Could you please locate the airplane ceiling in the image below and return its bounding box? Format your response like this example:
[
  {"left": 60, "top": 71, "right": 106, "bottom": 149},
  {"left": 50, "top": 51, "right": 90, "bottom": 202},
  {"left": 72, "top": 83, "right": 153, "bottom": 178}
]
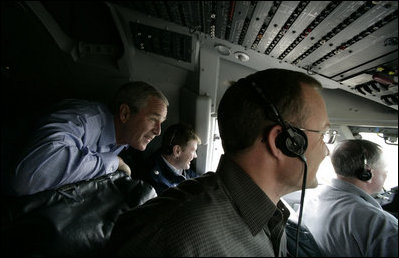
[
  {"left": 112, "top": 1, "right": 398, "bottom": 110},
  {"left": 5, "top": 1, "right": 398, "bottom": 110}
]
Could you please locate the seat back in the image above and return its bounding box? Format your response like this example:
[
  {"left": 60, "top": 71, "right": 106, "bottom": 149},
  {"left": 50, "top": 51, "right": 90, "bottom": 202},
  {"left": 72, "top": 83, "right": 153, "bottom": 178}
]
[
  {"left": 1, "top": 171, "right": 156, "bottom": 256},
  {"left": 282, "top": 198, "right": 324, "bottom": 257}
]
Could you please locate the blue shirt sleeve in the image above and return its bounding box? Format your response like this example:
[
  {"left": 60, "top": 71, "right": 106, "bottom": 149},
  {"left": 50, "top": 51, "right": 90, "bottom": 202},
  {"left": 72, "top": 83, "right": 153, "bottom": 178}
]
[{"left": 12, "top": 100, "right": 124, "bottom": 196}]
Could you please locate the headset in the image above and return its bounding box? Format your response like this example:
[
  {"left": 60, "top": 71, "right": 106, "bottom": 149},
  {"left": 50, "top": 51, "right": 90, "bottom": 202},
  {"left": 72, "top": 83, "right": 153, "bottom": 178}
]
[
  {"left": 357, "top": 155, "right": 372, "bottom": 181},
  {"left": 241, "top": 79, "right": 308, "bottom": 158},
  {"left": 240, "top": 78, "right": 309, "bottom": 257}
]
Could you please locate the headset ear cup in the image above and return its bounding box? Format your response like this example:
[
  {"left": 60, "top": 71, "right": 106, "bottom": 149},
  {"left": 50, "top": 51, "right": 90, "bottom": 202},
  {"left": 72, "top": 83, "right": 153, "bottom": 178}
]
[
  {"left": 357, "top": 156, "right": 372, "bottom": 181},
  {"left": 276, "top": 131, "right": 293, "bottom": 157},
  {"left": 276, "top": 127, "right": 308, "bottom": 157},
  {"left": 357, "top": 167, "right": 372, "bottom": 181},
  {"left": 291, "top": 128, "right": 308, "bottom": 156}
]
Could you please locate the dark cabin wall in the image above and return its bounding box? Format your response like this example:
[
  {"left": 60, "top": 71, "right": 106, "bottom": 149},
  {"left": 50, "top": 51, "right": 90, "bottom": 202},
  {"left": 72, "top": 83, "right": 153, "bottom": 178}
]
[
  {"left": 1, "top": 1, "right": 195, "bottom": 185},
  {"left": 1, "top": 2, "right": 129, "bottom": 184}
]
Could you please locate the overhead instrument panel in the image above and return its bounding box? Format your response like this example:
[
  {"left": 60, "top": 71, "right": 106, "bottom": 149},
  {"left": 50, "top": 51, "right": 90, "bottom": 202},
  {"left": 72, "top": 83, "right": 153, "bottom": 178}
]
[{"left": 113, "top": 1, "right": 398, "bottom": 109}]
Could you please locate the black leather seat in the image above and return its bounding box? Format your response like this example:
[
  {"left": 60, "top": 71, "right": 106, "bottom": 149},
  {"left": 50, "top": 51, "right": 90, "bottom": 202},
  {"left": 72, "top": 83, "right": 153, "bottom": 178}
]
[{"left": 1, "top": 171, "right": 156, "bottom": 256}]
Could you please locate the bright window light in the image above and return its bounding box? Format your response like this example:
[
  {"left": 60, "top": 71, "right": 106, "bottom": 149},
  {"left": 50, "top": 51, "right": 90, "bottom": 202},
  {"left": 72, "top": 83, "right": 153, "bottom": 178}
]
[{"left": 317, "top": 132, "right": 398, "bottom": 190}]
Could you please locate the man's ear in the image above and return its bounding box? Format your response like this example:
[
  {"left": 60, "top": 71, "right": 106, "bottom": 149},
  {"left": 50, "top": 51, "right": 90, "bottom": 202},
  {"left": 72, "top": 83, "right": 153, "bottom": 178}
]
[
  {"left": 172, "top": 145, "right": 182, "bottom": 157},
  {"left": 266, "top": 125, "right": 285, "bottom": 159},
  {"left": 119, "top": 104, "right": 130, "bottom": 123}
]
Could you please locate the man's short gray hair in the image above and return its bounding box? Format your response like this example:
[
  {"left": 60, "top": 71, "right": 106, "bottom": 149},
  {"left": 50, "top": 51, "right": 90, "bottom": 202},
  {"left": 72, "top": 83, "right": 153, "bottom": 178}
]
[{"left": 112, "top": 81, "right": 169, "bottom": 114}]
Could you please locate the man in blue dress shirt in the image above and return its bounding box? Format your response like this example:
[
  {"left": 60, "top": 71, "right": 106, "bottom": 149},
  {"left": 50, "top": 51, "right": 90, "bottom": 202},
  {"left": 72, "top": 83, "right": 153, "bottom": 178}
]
[
  {"left": 10, "top": 81, "right": 168, "bottom": 196},
  {"left": 301, "top": 139, "right": 398, "bottom": 257}
]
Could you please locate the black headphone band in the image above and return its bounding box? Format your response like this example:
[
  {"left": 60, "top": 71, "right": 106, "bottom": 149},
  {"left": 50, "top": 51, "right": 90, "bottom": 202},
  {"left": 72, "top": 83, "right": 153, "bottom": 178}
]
[
  {"left": 246, "top": 80, "right": 286, "bottom": 127},
  {"left": 239, "top": 79, "right": 308, "bottom": 157}
]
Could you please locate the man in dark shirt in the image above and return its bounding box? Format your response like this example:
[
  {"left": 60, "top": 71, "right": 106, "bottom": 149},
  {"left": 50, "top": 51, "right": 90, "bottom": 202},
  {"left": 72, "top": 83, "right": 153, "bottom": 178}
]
[
  {"left": 145, "top": 123, "right": 201, "bottom": 195},
  {"left": 107, "top": 68, "right": 331, "bottom": 256}
]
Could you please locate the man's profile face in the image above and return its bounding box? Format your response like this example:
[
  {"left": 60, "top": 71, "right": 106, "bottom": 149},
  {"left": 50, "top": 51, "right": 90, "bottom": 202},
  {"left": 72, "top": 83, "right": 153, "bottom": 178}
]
[
  {"left": 175, "top": 139, "right": 199, "bottom": 170},
  {"left": 300, "top": 84, "right": 330, "bottom": 189},
  {"left": 124, "top": 96, "right": 168, "bottom": 151},
  {"left": 369, "top": 154, "right": 388, "bottom": 194}
]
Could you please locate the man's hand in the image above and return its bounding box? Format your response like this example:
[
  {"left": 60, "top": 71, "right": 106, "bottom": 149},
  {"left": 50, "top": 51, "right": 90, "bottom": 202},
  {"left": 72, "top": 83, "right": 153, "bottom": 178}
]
[{"left": 117, "top": 156, "right": 131, "bottom": 177}]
